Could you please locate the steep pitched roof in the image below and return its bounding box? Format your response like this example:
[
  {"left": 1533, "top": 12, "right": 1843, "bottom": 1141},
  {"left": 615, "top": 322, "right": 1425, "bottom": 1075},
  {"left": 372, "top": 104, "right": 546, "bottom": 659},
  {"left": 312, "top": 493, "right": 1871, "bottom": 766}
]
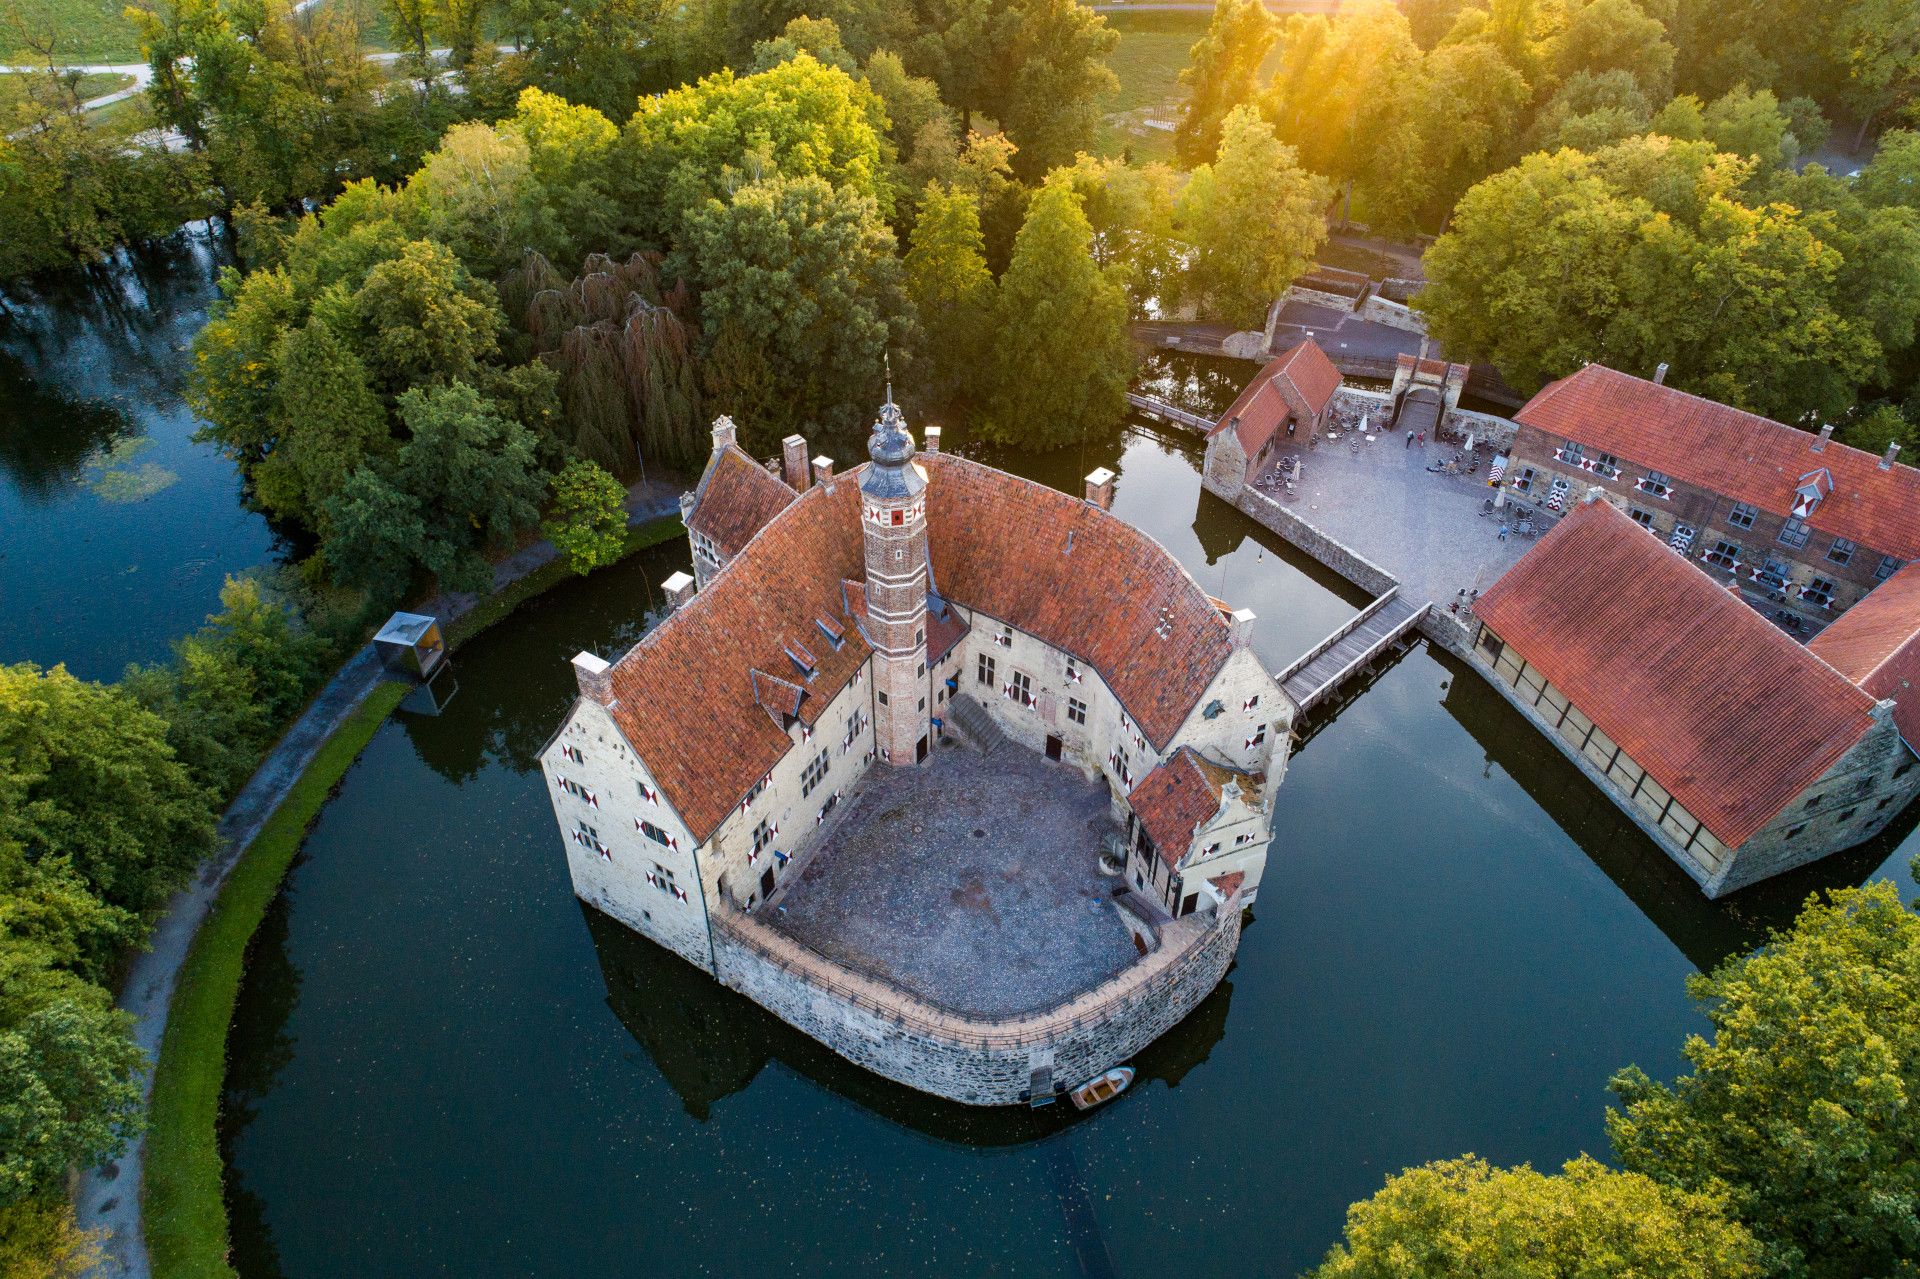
[
  {"left": 1516, "top": 365, "right": 1920, "bottom": 559},
  {"left": 1475, "top": 498, "right": 1878, "bottom": 847},
  {"left": 1210, "top": 339, "right": 1343, "bottom": 455},
  {"left": 1810, "top": 563, "right": 1920, "bottom": 746},
  {"left": 921, "top": 453, "right": 1235, "bottom": 748},
  {"left": 609, "top": 478, "right": 871, "bottom": 841},
  {"left": 1130, "top": 747, "right": 1254, "bottom": 869},
  {"left": 604, "top": 452, "right": 1246, "bottom": 843},
  {"left": 684, "top": 445, "right": 797, "bottom": 559}
]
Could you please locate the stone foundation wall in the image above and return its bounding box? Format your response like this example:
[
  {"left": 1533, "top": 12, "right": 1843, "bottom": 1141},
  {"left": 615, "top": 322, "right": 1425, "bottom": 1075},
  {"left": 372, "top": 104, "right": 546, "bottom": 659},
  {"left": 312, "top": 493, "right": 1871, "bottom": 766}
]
[
  {"left": 710, "top": 896, "right": 1242, "bottom": 1105},
  {"left": 1229, "top": 487, "right": 1399, "bottom": 597}
]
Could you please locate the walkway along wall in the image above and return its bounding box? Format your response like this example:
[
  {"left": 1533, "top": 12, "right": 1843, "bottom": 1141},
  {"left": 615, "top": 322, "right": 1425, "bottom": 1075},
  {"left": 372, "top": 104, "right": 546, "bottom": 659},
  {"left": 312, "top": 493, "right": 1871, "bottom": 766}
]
[{"left": 709, "top": 894, "right": 1242, "bottom": 1106}]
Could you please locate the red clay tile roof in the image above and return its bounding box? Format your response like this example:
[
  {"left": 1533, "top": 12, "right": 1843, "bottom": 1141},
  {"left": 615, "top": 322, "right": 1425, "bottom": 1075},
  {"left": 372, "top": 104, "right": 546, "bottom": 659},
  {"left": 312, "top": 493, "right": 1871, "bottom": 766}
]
[
  {"left": 1210, "top": 340, "right": 1342, "bottom": 455},
  {"left": 685, "top": 445, "right": 796, "bottom": 558},
  {"left": 922, "top": 453, "right": 1234, "bottom": 748},
  {"left": 610, "top": 478, "right": 872, "bottom": 841},
  {"left": 607, "top": 453, "right": 1241, "bottom": 842},
  {"left": 1810, "top": 563, "right": 1920, "bottom": 746},
  {"left": 1475, "top": 498, "right": 1878, "bottom": 847},
  {"left": 1207, "top": 871, "right": 1244, "bottom": 897},
  {"left": 1516, "top": 365, "right": 1920, "bottom": 559},
  {"left": 925, "top": 594, "right": 969, "bottom": 667},
  {"left": 1130, "top": 747, "right": 1254, "bottom": 868},
  {"left": 750, "top": 669, "right": 805, "bottom": 723}
]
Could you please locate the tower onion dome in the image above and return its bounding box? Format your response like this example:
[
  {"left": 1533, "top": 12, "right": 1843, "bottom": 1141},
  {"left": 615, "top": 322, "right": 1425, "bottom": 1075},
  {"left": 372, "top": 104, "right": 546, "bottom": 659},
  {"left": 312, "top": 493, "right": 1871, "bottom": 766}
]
[{"left": 861, "top": 395, "right": 926, "bottom": 500}]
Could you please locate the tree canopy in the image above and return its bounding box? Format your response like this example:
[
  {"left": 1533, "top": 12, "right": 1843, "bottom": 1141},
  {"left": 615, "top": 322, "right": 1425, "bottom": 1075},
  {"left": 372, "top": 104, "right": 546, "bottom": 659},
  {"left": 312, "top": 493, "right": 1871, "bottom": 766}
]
[
  {"left": 1608, "top": 879, "right": 1920, "bottom": 1279},
  {"left": 1309, "top": 1155, "right": 1763, "bottom": 1278}
]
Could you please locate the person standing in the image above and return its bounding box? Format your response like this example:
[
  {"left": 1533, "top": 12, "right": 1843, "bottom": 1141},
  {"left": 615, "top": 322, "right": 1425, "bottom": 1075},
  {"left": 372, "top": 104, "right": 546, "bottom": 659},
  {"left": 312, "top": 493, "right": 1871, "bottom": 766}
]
[
  {"left": 1498, "top": 522, "right": 1510, "bottom": 541},
  {"left": 1405, "top": 429, "right": 1414, "bottom": 448}
]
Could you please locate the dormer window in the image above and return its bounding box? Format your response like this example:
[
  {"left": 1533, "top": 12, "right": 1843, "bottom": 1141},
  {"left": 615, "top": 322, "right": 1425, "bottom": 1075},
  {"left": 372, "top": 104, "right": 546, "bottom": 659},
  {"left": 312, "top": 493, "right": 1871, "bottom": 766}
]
[
  {"left": 1792, "top": 468, "right": 1832, "bottom": 518},
  {"left": 815, "top": 616, "right": 845, "bottom": 649},
  {"left": 784, "top": 639, "right": 817, "bottom": 680}
]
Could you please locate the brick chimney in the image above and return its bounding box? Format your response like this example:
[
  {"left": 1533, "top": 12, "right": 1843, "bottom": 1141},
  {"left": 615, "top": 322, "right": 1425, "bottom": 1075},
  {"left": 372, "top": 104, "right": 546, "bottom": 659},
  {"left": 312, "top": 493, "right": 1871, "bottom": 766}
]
[
  {"left": 1883, "top": 442, "right": 1902, "bottom": 470},
  {"left": 782, "top": 434, "right": 810, "bottom": 491},
  {"left": 923, "top": 426, "right": 941, "bottom": 454},
  {"left": 661, "top": 571, "right": 694, "bottom": 610},
  {"left": 1813, "top": 423, "right": 1833, "bottom": 452},
  {"left": 711, "top": 415, "right": 736, "bottom": 453},
  {"left": 1653, "top": 362, "right": 1669, "bottom": 385},
  {"left": 1229, "top": 607, "right": 1257, "bottom": 648},
  {"left": 1085, "top": 467, "right": 1115, "bottom": 511},
  {"left": 573, "top": 651, "right": 613, "bottom": 705},
  {"left": 811, "top": 455, "right": 834, "bottom": 486}
]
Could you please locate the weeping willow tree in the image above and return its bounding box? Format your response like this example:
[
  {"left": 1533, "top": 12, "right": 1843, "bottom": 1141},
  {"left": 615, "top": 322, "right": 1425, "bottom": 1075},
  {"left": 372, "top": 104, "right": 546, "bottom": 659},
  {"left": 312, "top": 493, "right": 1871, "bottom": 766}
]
[{"left": 502, "top": 250, "right": 705, "bottom": 472}]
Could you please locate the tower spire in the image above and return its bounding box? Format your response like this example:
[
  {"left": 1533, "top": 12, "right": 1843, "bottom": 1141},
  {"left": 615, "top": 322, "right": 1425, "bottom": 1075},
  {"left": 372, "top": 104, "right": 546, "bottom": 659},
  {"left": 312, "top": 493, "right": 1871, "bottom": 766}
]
[{"left": 884, "top": 352, "right": 894, "bottom": 409}]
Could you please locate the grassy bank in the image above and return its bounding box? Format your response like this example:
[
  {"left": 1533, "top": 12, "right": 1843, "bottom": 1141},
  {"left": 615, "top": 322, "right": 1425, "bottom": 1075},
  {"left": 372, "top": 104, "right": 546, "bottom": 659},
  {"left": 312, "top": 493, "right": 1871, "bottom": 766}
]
[
  {"left": 143, "top": 679, "right": 408, "bottom": 1279},
  {"left": 141, "top": 514, "right": 686, "bottom": 1278}
]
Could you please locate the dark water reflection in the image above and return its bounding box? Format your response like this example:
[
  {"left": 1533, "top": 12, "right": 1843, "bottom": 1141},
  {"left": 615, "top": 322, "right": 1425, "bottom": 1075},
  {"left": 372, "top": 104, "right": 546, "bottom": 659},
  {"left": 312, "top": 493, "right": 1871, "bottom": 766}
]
[
  {"left": 218, "top": 402, "right": 1918, "bottom": 1277},
  {"left": 0, "top": 229, "right": 281, "bottom": 680}
]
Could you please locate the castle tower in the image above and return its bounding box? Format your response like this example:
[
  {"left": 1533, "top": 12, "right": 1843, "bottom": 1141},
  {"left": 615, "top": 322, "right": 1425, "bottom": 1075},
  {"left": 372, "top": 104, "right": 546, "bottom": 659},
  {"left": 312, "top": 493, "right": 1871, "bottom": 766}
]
[{"left": 860, "top": 391, "right": 931, "bottom": 766}]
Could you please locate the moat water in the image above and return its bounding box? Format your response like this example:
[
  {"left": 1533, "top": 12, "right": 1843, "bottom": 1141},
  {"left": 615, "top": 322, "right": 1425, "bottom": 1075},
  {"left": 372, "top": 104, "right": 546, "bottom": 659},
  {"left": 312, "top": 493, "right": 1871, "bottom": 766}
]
[{"left": 6, "top": 247, "right": 1917, "bottom": 1277}]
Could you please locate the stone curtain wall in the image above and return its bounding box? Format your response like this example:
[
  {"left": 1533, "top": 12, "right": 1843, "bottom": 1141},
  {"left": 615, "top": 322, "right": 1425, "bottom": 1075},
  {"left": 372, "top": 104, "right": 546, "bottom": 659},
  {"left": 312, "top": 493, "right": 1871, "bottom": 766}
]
[
  {"left": 711, "top": 896, "right": 1243, "bottom": 1106},
  {"left": 1232, "top": 488, "right": 1400, "bottom": 597}
]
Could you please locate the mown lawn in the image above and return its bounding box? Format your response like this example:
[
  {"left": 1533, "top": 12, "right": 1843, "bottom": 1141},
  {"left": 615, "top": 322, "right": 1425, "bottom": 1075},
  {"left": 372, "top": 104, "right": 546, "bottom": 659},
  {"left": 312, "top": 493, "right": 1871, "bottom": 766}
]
[
  {"left": 1097, "top": 10, "right": 1208, "bottom": 165},
  {"left": 1, "top": 0, "right": 144, "bottom": 64}
]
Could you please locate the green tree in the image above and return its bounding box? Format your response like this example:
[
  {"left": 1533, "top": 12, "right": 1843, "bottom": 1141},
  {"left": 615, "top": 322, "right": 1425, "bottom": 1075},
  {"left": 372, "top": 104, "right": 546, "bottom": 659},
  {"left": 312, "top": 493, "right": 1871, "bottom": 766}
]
[
  {"left": 1527, "top": 69, "right": 1654, "bottom": 152},
  {"left": 253, "top": 319, "right": 390, "bottom": 532},
  {"left": 1419, "top": 139, "right": 1887, "bottom": 420},
  {"left": 1701, "top": 84, "right": 1796, "bottom": 165},
  {"left": 676, "top": 172, "right": 906, "bottom": 440},
  {"left": 1173, "top": 0, "right": 1279, "bottom": 167},
  {"left": 401, "top": 123, "right": 554, "bottom": 278},
  {"left": 978, "top": 177, "right": 1131, "bottom": 448},
  {"left": 0, "top": 663, "right": 214, "bottom": 928},
  {"left": 903, "top": 183, "right": 994, "bottom": 402},
  {"left": 1609, "top": 879, "right": 1920, "bottom": 1279},
  {"left": 991, "top": 0, "right": 1119, "bottom": 181},
  {"left": 1262, "top": 0, "right": 1422, "bottom": 220},
  {"left": 1546, "top": 0, "right": 1676, "bottom": 100},
  {"left": 0, "top": 1198, "right": 103, "bottom": 1278},
  {"left": 620, "top": 55, "right": 893, "bottom": 247},
  {"left": 338, "top": 239, "right": 503, "bottom": 395},
  {"left": 543, "top": 460, "right": 630, "bottom": 575},
  {"left": 1839, "top": 403, "right": 1918, "bottom": 455},
  {"left": 1857, "top": 129, "right": 1920, "bottom": 211},
  {"left": 0, "top": 1000, "right": 145, "bottom": 1209},
  {"left": 1176, "top": 105, "right": 1332, "bottom": 328},
  {"left": 322, "top": 383, "right": 545, "bottom": 595},
  {"left": 1308, "top": 1155, "right": 1762, "bottom": 1278},
  {"left": 1053, "top": 154, "right": 1180, "bottom": 309}
]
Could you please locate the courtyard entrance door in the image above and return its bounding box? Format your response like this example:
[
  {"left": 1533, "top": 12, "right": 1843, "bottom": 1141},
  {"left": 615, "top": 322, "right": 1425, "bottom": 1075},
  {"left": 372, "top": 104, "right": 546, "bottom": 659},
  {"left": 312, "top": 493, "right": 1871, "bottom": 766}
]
[
  {"left": 917, "top": 734, "right": 929, "bottom": 763},
  {"left": 1045, "top": 735, "right": 1062, "bottom": 761},
  {"left": 760, "top": 867, "right": 775, "bottom": 900}
]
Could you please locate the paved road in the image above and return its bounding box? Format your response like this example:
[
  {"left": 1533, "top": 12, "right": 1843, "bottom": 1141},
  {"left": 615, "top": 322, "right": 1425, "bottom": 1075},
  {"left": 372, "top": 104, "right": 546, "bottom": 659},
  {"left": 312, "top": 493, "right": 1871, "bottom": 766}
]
[{"left": 0, "top": 61, "right": 151, "bottom": 111}]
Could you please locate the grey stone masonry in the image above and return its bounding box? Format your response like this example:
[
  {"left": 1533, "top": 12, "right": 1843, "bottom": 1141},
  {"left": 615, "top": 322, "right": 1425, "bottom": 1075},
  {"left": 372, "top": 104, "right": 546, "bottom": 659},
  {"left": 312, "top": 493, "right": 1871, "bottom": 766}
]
[{"left": 711, "top": 891, "right": 1241, "bottom": 1105}]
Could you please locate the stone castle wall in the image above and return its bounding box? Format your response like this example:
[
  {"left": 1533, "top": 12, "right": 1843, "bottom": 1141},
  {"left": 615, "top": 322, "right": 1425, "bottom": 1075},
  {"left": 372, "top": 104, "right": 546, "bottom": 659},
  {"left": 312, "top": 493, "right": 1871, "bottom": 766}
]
[{"left": 710, "top": 894, "right": 1242, "bottom": 1106}]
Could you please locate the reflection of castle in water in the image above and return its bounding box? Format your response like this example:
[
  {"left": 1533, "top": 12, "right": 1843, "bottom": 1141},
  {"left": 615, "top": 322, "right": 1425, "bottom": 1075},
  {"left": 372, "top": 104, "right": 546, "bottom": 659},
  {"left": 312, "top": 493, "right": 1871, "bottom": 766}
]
[
  {"left": 1435, "top": 646, "right": 1912, "bottom": 973},
  {"left": 579, "top": 903, "right": 1238, "bottom": 1144}
]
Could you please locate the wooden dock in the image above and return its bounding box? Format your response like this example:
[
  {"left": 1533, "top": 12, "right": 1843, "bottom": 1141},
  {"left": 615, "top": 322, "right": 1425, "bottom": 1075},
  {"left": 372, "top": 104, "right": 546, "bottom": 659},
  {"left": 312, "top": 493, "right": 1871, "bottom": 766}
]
[
  {"left": 1126, "top": 392, "right": 1214, "bottom": 435},
  {"left": 1278, "top": 590, "right": 1428, "bottom": 714}
]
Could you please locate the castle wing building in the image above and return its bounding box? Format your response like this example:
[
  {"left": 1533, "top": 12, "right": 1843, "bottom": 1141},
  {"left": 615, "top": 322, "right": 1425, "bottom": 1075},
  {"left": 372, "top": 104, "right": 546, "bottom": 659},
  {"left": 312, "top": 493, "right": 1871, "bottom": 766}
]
[
  {"left": 540, "top": 402, "right": 1292, "bottom": 1091},
  {"left": 1471, "top": 496, "right": 1920, "bottom": 896}
]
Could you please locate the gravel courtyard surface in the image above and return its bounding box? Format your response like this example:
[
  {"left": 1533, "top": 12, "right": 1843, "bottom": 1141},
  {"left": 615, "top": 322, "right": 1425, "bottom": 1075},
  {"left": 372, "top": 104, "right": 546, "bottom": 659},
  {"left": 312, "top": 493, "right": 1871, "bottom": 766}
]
[{"left": 769, "top": 747, "right": 1134, "bottom": 1019}]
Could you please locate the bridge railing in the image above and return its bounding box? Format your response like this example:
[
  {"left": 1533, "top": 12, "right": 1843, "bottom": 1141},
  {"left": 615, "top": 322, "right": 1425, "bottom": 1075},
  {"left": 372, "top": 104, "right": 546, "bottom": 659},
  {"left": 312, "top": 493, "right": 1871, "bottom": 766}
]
[
  {"left": 1276, "top": 586, "right": 1400, "bottom": 685},
  {"left": 1296, "top": 600, "right": 1429, "bottom": 711}
]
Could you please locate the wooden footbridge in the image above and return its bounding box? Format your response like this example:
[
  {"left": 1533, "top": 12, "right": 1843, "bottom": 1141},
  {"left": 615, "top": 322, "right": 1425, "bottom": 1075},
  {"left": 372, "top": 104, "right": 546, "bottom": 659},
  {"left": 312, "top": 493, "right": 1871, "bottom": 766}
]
[
  {"left": 1278, "top": 588, "right": 1429, "bottom": 714},
  {"left": 1126, "top": 393, "right": 1214, "bottom": 435}
]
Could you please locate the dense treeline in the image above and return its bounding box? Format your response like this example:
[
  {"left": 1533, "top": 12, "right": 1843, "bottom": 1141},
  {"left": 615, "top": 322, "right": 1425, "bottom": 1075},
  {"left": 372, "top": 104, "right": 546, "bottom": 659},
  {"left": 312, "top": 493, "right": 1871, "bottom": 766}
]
[{"left": 0, "top": 582, "right": 328, "bottom": 1267}]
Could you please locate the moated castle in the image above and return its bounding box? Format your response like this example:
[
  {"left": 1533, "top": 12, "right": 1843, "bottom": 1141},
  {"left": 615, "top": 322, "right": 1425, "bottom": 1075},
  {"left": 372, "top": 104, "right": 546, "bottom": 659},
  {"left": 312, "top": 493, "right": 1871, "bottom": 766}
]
[{"left": 539, "top": 395, "right": 1290, "bottom": 1105}]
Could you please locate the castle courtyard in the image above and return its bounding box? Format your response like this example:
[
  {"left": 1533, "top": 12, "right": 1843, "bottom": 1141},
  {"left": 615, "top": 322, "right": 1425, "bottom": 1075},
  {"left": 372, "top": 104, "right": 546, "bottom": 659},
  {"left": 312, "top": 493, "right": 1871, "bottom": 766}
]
[{"left": 766, "top": 745, "right": 1137, "bottom": 1020}]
